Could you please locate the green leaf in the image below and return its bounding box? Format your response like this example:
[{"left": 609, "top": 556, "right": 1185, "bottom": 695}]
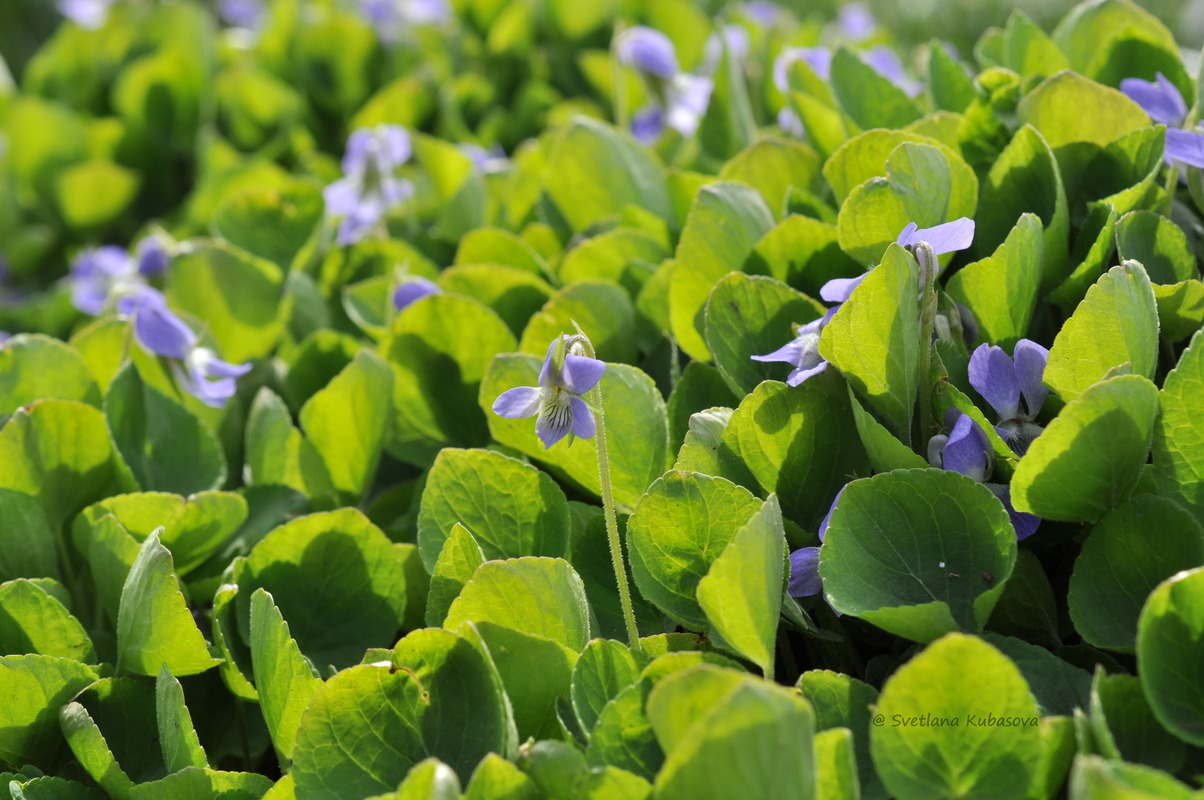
[
  {"left": 821, "top": 469, "right": 1016, "bottom": 643},
  {"left": 155, "top": 665, "right": 207, "bottom": 773},
  {"left": 697, "top": 41, "right": 757, "bottom": 160},
  {"left": 666, "top": 362, "right": 738, "bottom": 455},
  {"left": 626, "top": 471, "right": 763, "bottom": 630},
  {"left": 291, "top": 628, "right": 514, "bottom": 794},
  {"left": 946, "top": 213, "right": 1043, "bottom": 349},
  {"left": 823, "top": 130, "right": 942, "bottom": 206},
  {"left": 249, "top": 589, "right": 321, "bottom": 767},
  {"left": 1069, "top": 495, "right": 1204, "bottom": 651},
  {"left": 1152, "top": 280, "right": 1204, "bottom": 343},
  {"left": 829, "top": 46, "right": 922, "bottom": 130},
  {"left": 55, "top": 159, "right": 140, "bottom": 231},
  {"left": 0, "top": 400, "right": 125, "bottom": 529},
  {"left": 1054, "top": 0, "right": 1181, "bottom": 83},
  {"left": 165, "top": 241, "right": 289, "bottom": 363},
  {"left": 298, "top": 350, "right": 392, "bottom": 503},
  {"left": 417, "top": 448, "right": 570, "bottom": 572},
  {"left": 981, "top": 634, "right": 1090, "bottom": 717},
  {"left": 703, "top": 273, "right": 823, "bottom": 396},
  {"left": 1002, "top": 10, "right": 1069, "bottom": 79},
  {"left": 1011, "top": 374, "right": 1159, "bottom": 522},
  {"left": 1047, "top": 202, "right": 1117, "bottom": 309},
  {"left": 438, "top": 265, "right": 554, "bottom": 338},
  {"left": 71, "top": 514, "right": 140, "bottom": 628},
  {"left": 0, "top": 655, "right": 98, "bottom": 767},
  {"left": 424, "top": 523, "right": 485, "bottom": 628},
  {"left": 871, "top": 634, "right": 1042, "bottom": 800},
  {"left": 1115, "top": 210, "right": 1197, "bottom": 286},
  {"left": 543, "top": 118, "right": 670, "bottom": 232},
  {"left": 696, "top": 496, "right": 785, "bottom": 676},
  {"left": 836, "top": 142, "right": 978, "bottom": 266},
  {"left": 1152, "top": 329, "right": 1204, "bottom": 519},
  {"left": 745, "top": 215, "right": 862, "bottom": 301},
  {"left": 236, "top": 508, "right": 408, "bottom": 670},
  {"left": 718, "top": 138, "right": 822, "bottom": 214},
  {"left": 79, "top": 490, "right": 247, "bottom": 578},
  {"left": 814, "top": 728, "right": 859, "bottom": 800},
  {"left": 670, "top": 183, "right": 776, "bottom": 361},
  {"left": 519, "top": 280, "right": 637, "bottom": 365},
  {"left": 212, "top": 181, "right": 323, "bottom": 272},
  {"left": 986, "top": 550, "right": 1061, "bottom": 651},
  {"left": 798, "top": 670, "right": 883, "bottom": 800},
  {"left": 244, "top": 388, "right": 335, "bottom": 502},
  {"left": 653, "top": 678, "right": 816, "bottom": 800},
  {"left": 847, "top": 390, "right": 927, "bottom": 473},
  {"left": 927, "top": 40, "right": 978, "bottom": 114},
  {"left": 1070, "top": 754, "right": 1201, "bottom": 800},
  {"left": 585, "top": 681, "right": 663, "bottom": 780},
  {"left": 1090, "top": 671, "right": 1186, "bottom": 773},
  {"left": 116, "top": 530, "right": 220, "bottom": 677},
  {"left": 1044, "top": 262, "right": 1159, "bottom": 403},
  {"left": 1017, "top": 71, "right": 1150, "bottom": 149},
  {"left": 463, "top": 753, "right": 541, "bottom": 800},
  {"left": 455, "top": 228, "right": 548, "bottom": 276},
  {"left": 720, "top": 376, "right": 869, "bottom": 528},
  {"left": 445, "top": 557, "right": 591, "bottom": 653},
  {"left": 571, "top": 639, "right": 647, "bottom": 737},
  {"left": 125, "top": 768, "right": 275, "bottom": 800},
  {"left": 0, "top": 490, "right": 60, "bottom": 583},
  {"left": 0, "top": 579, "right": 94, "bottom": 662},
  {"left": 975, "top": 123, "right": 1070, "bottom": 288},
  {"left": 557, "top": 229, "right": 666, "bottom": 292},
  {"left": 818, "top": 244, "right": 920, "bottom": 440},
  {"left": 0, "top": 334, "right": 100, "bottom": 415},
  {"left": 382, "top": 294, "right": 516, "bottom": 465},
  {"left": 1137, "top": 567, "right": 1204, "bottom": 746},
  {"left": 480, "top": 355, "right": 669, "bottom": 511},
  {"left": 104, "top": 363, "right": 227, "bottom": 496}
]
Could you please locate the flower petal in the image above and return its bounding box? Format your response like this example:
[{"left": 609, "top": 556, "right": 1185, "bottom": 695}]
[
  {"left": 1013, "top": 338, "right": 1050, "bottom": 418},
  {"left": 561, "top": 352, "right": 606, "bottom": 395},
  {"left": 786, "top": 359, "right": 828, "bottom": 386},
  {"left": 788, "top": 547, "right": 823, "bottom": 597},
  {"left": 1166, "top": 128, "right": 1204, "bottom": 168},
  {"left": 1120, "top": 73, "right": 1187, "bottom": 127},
  {"left": 941, "top": 413, "right": 991, "bottom": 483},
  {"left": 570, "top": 396, "right": 597, "bottom": 439},
  {"left": 773, "top": 46, "right": 832, "bottom": 91},
  {"left": 986, "top": 483, "right": 1041, "bottom": 541},
  {"left": 837, "top": 2, "right": 875, "bottom": 41},
  {"left": 665, "top": 74, "right": 714, "bottom": 137},
  {"left": 323, "top": 177, "right": 361, "bottom": 217},
  {"left": 631, "top": 106, "right": 666, "bottom": 144},
  {"left": 751, "top": 339, "right": 806, "bottom": 366},
  {"left": 817, "top": 485, "right": 845, "bottom": 543},
  {"left": 897, "top": 217, "right": 975, "bottom": 254},
  {"left": 535, "top": 394, "right": 574, "bottom": 449},
  {"left": 492, "top": 386, "right": 542, "bottom": 419},
  {"left": 616, "top": 27, "right": 679, "bottom": 79},
  {"left": 968, "top": 343, "right": 1020, "bottom": 422},
  {"left": 820, "top": 273, "right": 867, "bottom": 304},
  {"left": 191, "top": 348, "right": 252, "bottom": 379},
  {"left": 392, "top": 277, "right": 441, "bottom": 311}
]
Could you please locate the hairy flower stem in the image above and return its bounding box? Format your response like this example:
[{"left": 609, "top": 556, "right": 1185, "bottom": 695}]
[
  {"left": 914, "top": 242, "right": 939, "bottom": 450},
  {"left": 572, "top": 322, "right": 641, "bottom": 650}
]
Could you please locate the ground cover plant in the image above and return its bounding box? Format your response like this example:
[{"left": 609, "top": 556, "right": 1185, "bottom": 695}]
[{"left": 0, "top": 0, "right": 1203, "bottom": 797}]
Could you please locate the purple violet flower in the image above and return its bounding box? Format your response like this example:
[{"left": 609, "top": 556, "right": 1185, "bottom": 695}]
[
  {"left": 968, "top": 339, "right": 1049, "bottom": 454},
  {"left": 460, "top": 143, "right": 509, "bottom": 175},
  {"left": 750, "top": 309, "right": 837, "bottom": 386},
  {"left": 1166, "top": 129, "right": 1204, "bottom": 169},
  {"left": 116, "top": 286, "right": 251, "bottom": 408},
  {"left": 392, "top": 277, "right": 441, "bottom": 311},
  {"left": 324, "top": 125, "right": 415, "bottom": 247},
  {"left": 929, "top": 413, "right": 1041, "bottom": 540},
  {"left": 359, "top": 0, "right": 450, "bottom": 40},
  {"left": 219, "top": 0, "right": 265, "bottom": 29},
  {"left": 70, "top": 246, "right": 138, "bottom": 316},
  {"left": 1121, "top": 72, "right": 1187, "bottom": 127},
  {"left": 492, "top": 335, "right": 605, "bottom": 449},
  {"left": 59, "top": 0, "right": 113, "bottom": 29},
  {"left": 788, "top": 485, "right": 846, "bottom": 598},
  {"left": 774, "top": 46, "right": 833, "bottom": 88},
  {"left": 820, "top": 217, "right": 975, "bottom": 304},
  {"left": 616, "top": 27, "right": 714, "bottom": 142},
  {"left": 837, "top": 2, "right": 876, "bottom": 42}
]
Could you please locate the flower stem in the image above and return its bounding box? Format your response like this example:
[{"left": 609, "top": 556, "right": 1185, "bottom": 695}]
[
  {"left": 572, "top": 324, "right": 641, "bottom": 650},
  {"left": 915, "top": 242, "right": 939, "bottom": 450}
]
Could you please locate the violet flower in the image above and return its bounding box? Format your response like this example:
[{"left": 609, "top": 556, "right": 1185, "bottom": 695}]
[
  {"left": 218, "top": 0, "right": 265, "bottom": 29},
  {"left": 359, "top": 0, "right": 450, "bottom": 40},
  {"left": 788, "top": 485, "right": 845, "bottom": 598},
  {"left": 1122, "top": 72, "right": 1204, "bottom": 168},
  {"left": 59, "top": 0, "right": 113, "bottom": 29},
  {"left": 616, "top": 27, "right": 714, "bottom": 143},
  {"left": 1120, "top": 72, "right": 1187, "bottom": 127},
  {"left": 117, "top": 286, "right": 251, "bottom": 408},
  {"left": 968, "top": 339, "right": 1049, "bottom": 455},
  {"left": 460, "top": 143, "right": 510, "bottom": 175},
  {"left": 324, "top": 125, "right": 415, "bottom": 247},
  {"left": 820, "top": 217, "right": 975, "bottom": 304},
  {"left": 750, "top": 309, "right": 837, "bottom": 387},
  {"left": 392, "top": 277, "right": 441, "bottom": 311},
  {"left": 837, "top": 2, "right": 875, "bottom": 41},
  {"left": 929, "top": 413, "right": 1041, "bottom": 540},
  {"left": 70, "top": 235, "right": 174, "bottom": 316},
  {"left": 492, "top": 335, "right": 604, "bottom": 449}
]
